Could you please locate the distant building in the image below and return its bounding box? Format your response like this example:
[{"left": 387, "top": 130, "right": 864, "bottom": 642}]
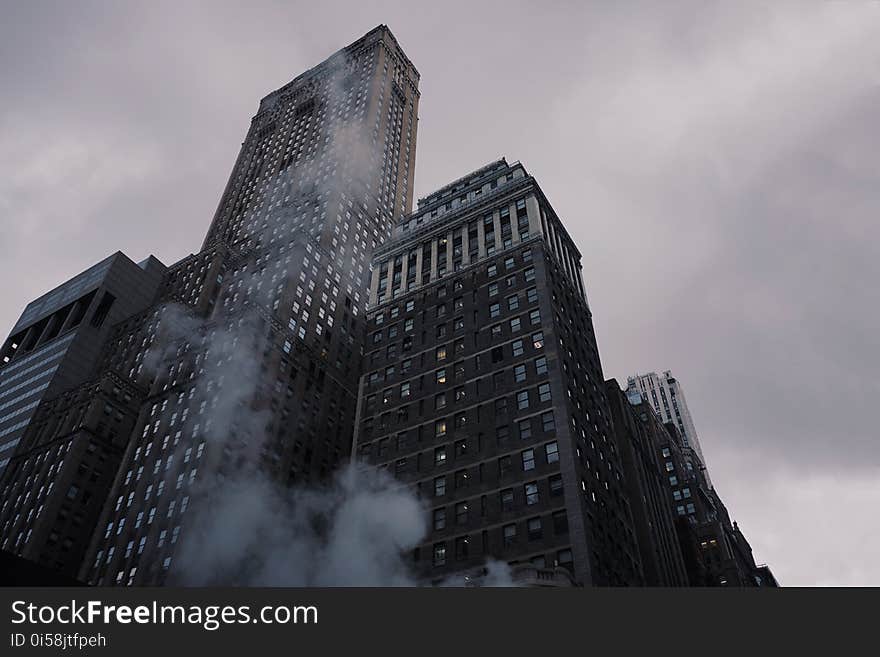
[
  {"left": 626, "top": 371, "right": 708, "bottom": 474},
  {"left": 605, "top": 379, "right": 689, "bottom": 586}
]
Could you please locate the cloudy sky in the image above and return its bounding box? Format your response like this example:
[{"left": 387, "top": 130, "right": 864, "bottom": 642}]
[{"left": 1, "top": 1, "right": 878, "bottom": 585}]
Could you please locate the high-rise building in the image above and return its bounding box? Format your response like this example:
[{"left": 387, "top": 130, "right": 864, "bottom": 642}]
[
  {"left": 0, "top": 253, "right": 166, "bottom": 576},
  {"left": 71, "top": 25, "right": 420, "bottom": 586},
  {"left": 605, "top": 379, "right": 688, "bottom": 586},
  {"left": 354, "top": 159, "right": 643, "bottom": 586},
  {"left": 622, "top": 385, "right": 769, "bottom": 586},
  {"left": 626, "top": 371, "right": 708, "bottom": 472}
]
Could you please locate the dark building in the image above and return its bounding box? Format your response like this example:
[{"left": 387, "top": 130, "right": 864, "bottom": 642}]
[
  {"left": 355, "top": 159, "right": 643, "bottom": 586},
  {"left": 622, "top": 384, "right": 772, "bottom": 586},
  {"left": 605, "top": 379, "right": 689, "bottom": 586},
  {"left": 74, "top": 25, "right": 420, "bottom": 585},
  {"left": 0, "top": 253, "right": 166, "bottom": 576}
]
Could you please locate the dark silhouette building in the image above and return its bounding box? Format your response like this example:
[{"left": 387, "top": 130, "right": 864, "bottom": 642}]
[
  {"left": 605, "top": 379, "right": 689, "bottom": 586},
  {"left": 354, "top": 159, "right": 644, "bottom": 586},
  {"left": 0, "top": 253, "right": 166, "bottom": 577},
  {"left": 621, "top": 382, "right": 774, "bottom": 586}
]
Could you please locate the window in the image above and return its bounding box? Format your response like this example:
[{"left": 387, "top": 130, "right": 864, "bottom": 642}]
[
  {"left": 682, "top": 487, "right": 692, "bottom": 499},
  {"left": 532, "top": 331, "right": 544, "bottom": 349},
  {"left": 505, "top": 257, "right": 515, "bottom": 270},
  {"left": 535, "top": 357, "right": 548, "bottom": 375},
  {"left": 491, "top": 324, "right": 502, "bottom": 339},
  {"left": 518, "top": 418, "right": 532, "bottom": 440},
  {"left": 524, "top": 267, "right": 535, "bottom": 282},
  {"left": 514, "top": 364, "right": 527, "bottom": 383},
  {"left": 522, "top": 449, "right": 535, "bottom": 471},
  {"left": 488, "top": 264, "right": 498, "bottom": 277},
  {"left": 673, "top": 490, "right": 683, "bottom": 501},
  {"left": 500, "top": 488, "right": 514, "bottom": 511},
  {"left": 491, "top": 346, "right": 504, "bottom": 363},
  {"left": 549, "top": 474, "right": 563, "bottom": 497},
  {"left": 489, "top": 303, "right": 501, "bottom": 318},
  {"left": 455, "top": 502, "right": 469, "bottom": 525},
  {"left": 542, "top": 411, "right": 556, "bottom": 432},
  {"left": 512, "top": 339, "right": 524, "bottom": 357},
  {"left": 669, "top": 475, "right": 678, "bottom": 486},
  {"left": 507, "top": 295, "right": 519, "bottom": 311},
  {"left": 527, "top": 517, "right": 543, "bottom": 541},
  {"left": 665, "top": 461, "right": 675, "bottom": 472},
  {"left": 553, "top": 510, "right": 568, "bottom": 534},
  {"left": 498, "top": 455, "right": 512, "bottom": 477},
  {"left": 435, "top": 421, "right": 448, "bottom": 438},
  {"left": 525, "top": 482, "right": 540, "bottom": 505},
  {"left": 435, "top": 393, "right": 447, "bottom": 409},
  {"left": 401, "top": 382, "right": 411, "bottom": 398},
  {"left": 455, "top": 536, "right": 470, "bottom": 559},
  {"left": 517, "top": 390, "right": 530, "bottom": 410},
  {"left": 510, "top": 317, "right": 521, "bottom": 333},
  {"left": 455, "top": 413, "right": 467, "bottom": 429},
  {"left": 489, "top": 283, "right": 498, "bottom": 297},
  {"left": 529, "top": 309, "right": 541, "bottom": 325},
  {"left": 436, "top": 369, "right": 447, "bottom": 384},
  {"left": 527, "top": 288, "right": 538, "bottom": 304},
  {"left": 686, "top": 503, "right": 696, "bottom": 515},
  {"left": 455, "top": 469, "right": 469, "bottom": 489},
  {"left": 538, "top": 383, "right": 551, "bottom": 403},
  {"left": 503, "top": 524, "right": 517, "bottom": 547},
  {"left": 455, "top": 438, "right": 467, "bottom": 455},
  {"left": 677, "top": 505, "right": 686, "bottom": 516},
  {"left": 495, "top": 397, "right": 508, "bottom": 415},
  {"left": 435, "top": 446, "right": 447, "bottom": 465},
  {"left": 496, "top": 425, "right": 509, "bottom": 443},
  {"left": 557, "top": 549, "right": 573, "bottom": 567},
  {"left": 434, "top": 508, "right": 446, "bottom": 530},
  {"left": 661, "top": 447, "right": 671, "bottom": 458},
  {"left": 434, "top": 477, "right": 446, "bottom": 496},
  {"left": 545, "top": 441, "right": 559, "bottom": 464},
  {"left": 433, "top": 543, "right": 447, "bottom": 566},
  {"left": 395, "top": 458, "right": 407, "bottom": 474}
]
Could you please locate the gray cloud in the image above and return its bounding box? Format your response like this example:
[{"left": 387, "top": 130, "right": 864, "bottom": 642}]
[{"left": 1, "top": 0, "right": 877, "bottom": 585}]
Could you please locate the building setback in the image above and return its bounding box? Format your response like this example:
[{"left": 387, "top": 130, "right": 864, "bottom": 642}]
[{"left": 355, "top": 159, "right": 643, "bottom": 586}]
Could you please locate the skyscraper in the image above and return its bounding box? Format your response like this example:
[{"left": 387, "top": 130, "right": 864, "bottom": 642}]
[
  {"left": 355, "top": 159, "right": 643, "bottom": 586},
  {"left": 64, "top": 25, "right": 420, "bottom": 586},
  {"left": 605, "top": 379, "right": 689, "bottom": 586},
  {"left": 0, "top": 253, "right": 166, "bottom": 576},
  {"left": 627, "top": 370, "right": 708, "bottom": 473}
]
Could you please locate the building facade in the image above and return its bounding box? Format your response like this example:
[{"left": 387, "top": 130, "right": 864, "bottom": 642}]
[
  {"left": 0, "top": 253, "right": 166, "bottom": 576},
  {"left": 605, "top": 379, "right": 689, "bottom": 586},
  {"left": 355, "top": 159, "right": 643, "bottom": 586}
]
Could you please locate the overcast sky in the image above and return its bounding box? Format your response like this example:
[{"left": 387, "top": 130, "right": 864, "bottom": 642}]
[{"left": 1, "top": 1, "right": 878, "bottom": 586}]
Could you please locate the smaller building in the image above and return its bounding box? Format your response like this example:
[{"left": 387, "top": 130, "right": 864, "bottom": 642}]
[{"left": 0, "top": 252, "right": 165, "bottom": 577}]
